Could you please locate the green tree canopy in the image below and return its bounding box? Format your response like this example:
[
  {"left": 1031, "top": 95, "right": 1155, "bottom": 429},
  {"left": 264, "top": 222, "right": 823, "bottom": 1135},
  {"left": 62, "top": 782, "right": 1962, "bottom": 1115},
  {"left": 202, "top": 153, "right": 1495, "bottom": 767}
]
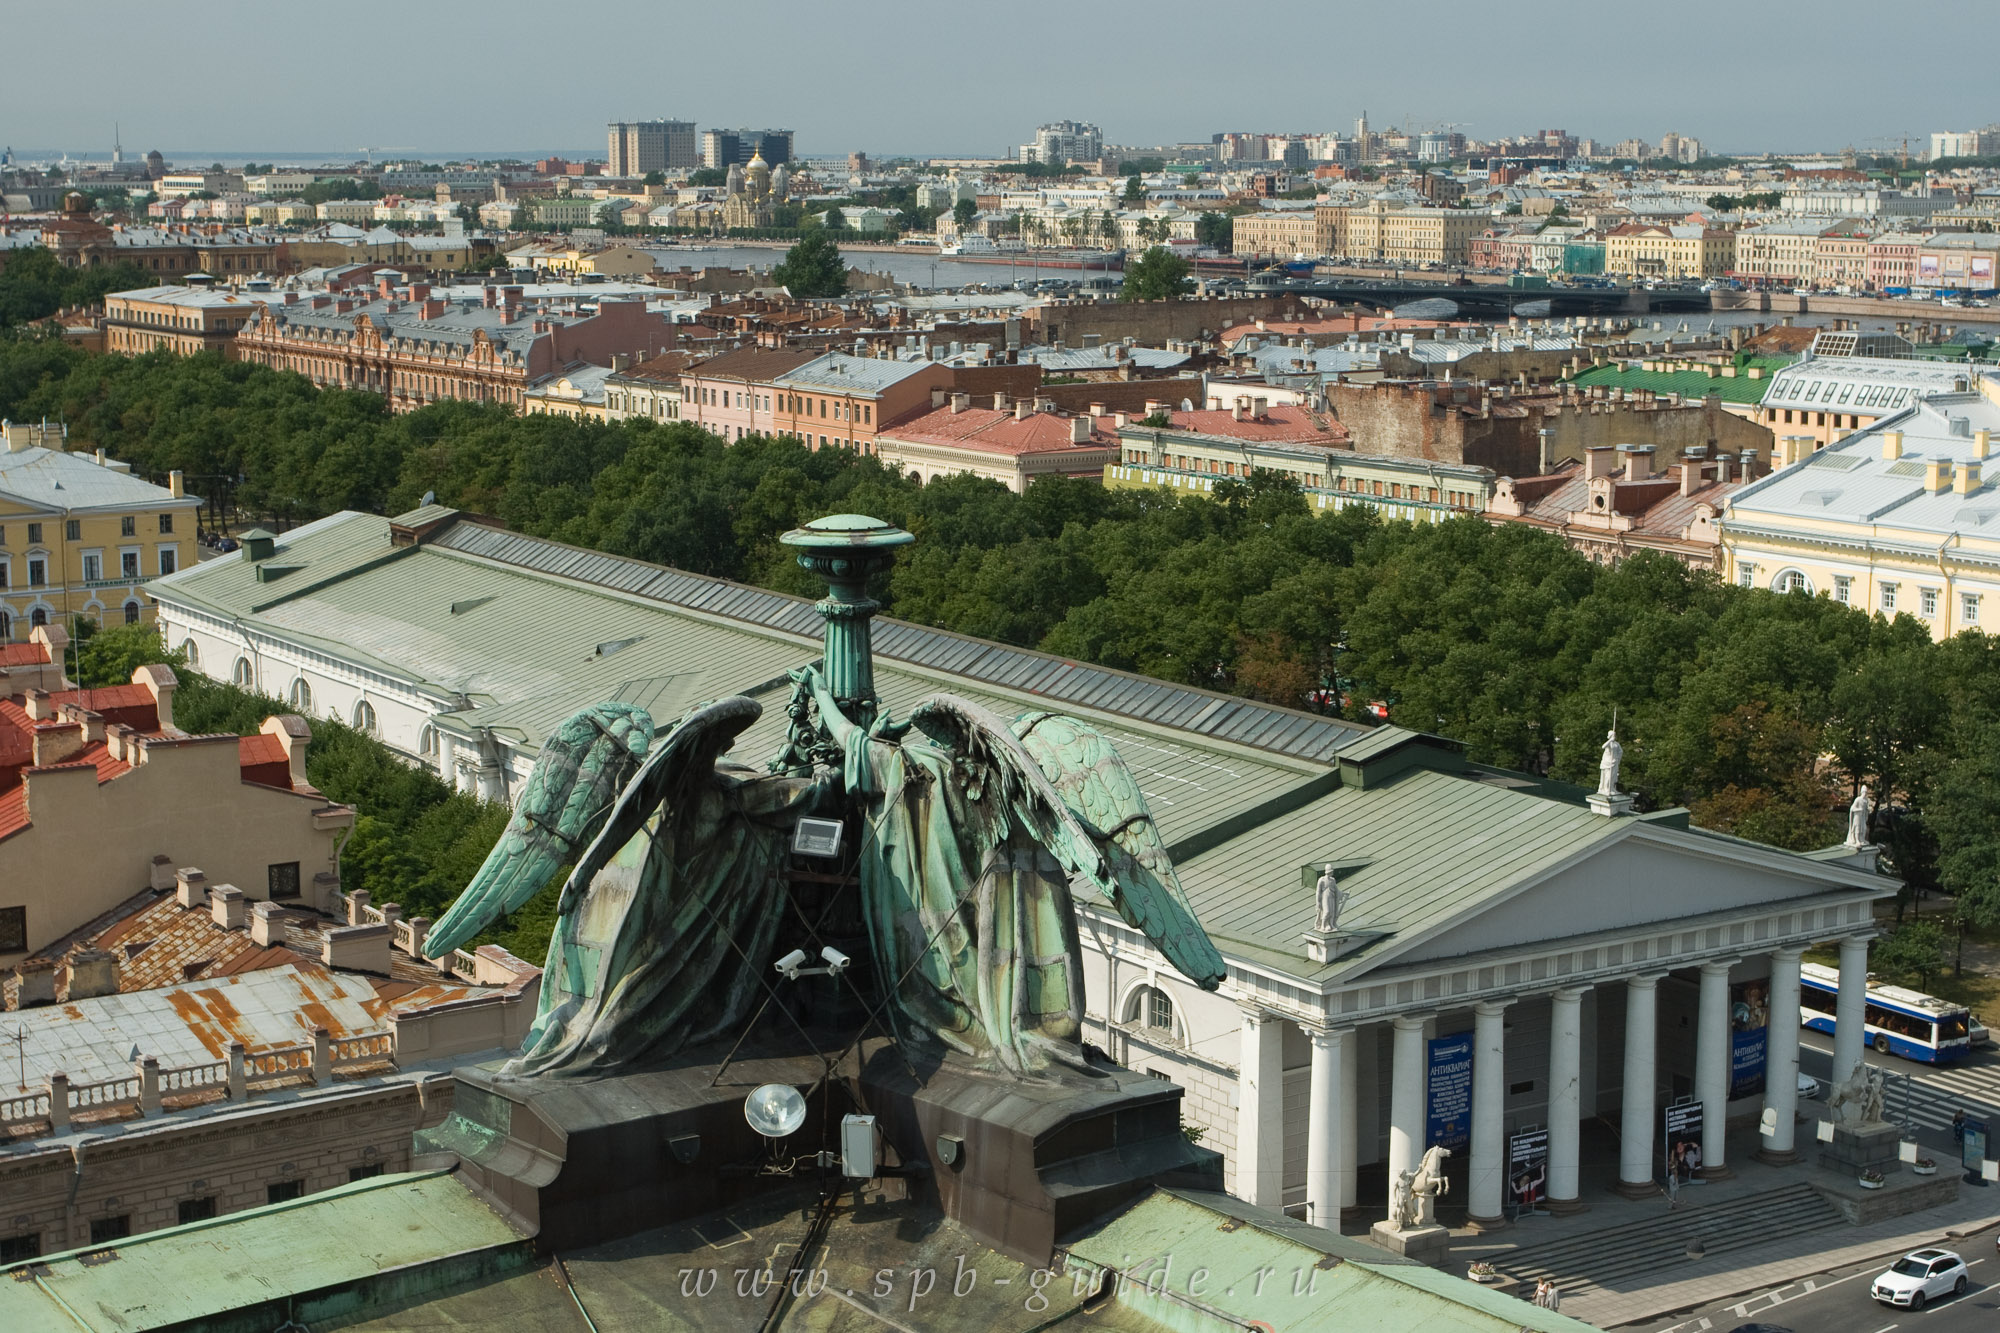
[
  {"left": 772, "top": 229, "right": 848, "bottom": 297},
  {"left": 1122, "top": 174, "right": 1146, "bottom": 205},
  {"left": 1194, "top": 212, "right": 1232, "bottom": 252},
  {"left": 687, "top": 167, "right": 726, "bottom": 187},
  {"left": 1121, "top": 246, "right": 1192, "bottom": 301},
  {"left": 952, "top": 198, "right": 977, "bottom": 229},
  {"left": 641, "top": 170, "right": 666, "bottom": 186}
]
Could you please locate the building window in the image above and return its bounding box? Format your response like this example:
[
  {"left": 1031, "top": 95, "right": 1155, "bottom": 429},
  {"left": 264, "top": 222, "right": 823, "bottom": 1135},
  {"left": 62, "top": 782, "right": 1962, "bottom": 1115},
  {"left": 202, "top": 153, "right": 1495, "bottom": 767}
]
[
  {"left": 81, "top": 552, "right": 101, "bottom": 582},
  {"left": 28, "top": 557, "right": 45, "bottom": 587},
  {"left": 123, "top": 601, "right": 140, "bottom": 625},
  {"left": 179, "top": 638, "right": 199, "bottom": 667},
  {"left": 266, "top": 1180, "right": 305, "bottom": 1205},
  {"left": 419, "top": 725, "right": 439, "bottom": 758},
  {"left": 120, "top": 516, "right": 136, "bottom": 538},
  {"left": 1920, "top": 587, "right": 1939, "bottom": 617},
  {"left": 1775, "top": 569, "right": 1812, "bottom": 595},
  {"left": 233, "top": 657, "right": 254, "bottom": 688},
  {"left": 27, "top": 523, "right": 42, "bottom": 545},
  {"left": 66, "top": 519, "right": 81, "bottom": 541},
  {"left": 268, "top": 862, "right": 301, "bottom": 900},
  {"left": 289, "top": 678, "right": 312, "bottom": 710},
  {"left": 177, "top": 1197, "right": 217, "bottom": 1225},
  {"left": 90, "top": 1215, "right": 131, "bottom": 1245},
  {"left": 121, "top": 550, "right": 140, "bottom": 579},
  {"left": 0, "top": 905, "right": 25, "bottom": 952},
  {"left": 1964, "top": 593, "right": 1981, "bottom": 625},
  {"left": 0, "top": 1232, "right": 40, "bottom": 1263},
  {"left": 353, "top": 700, "right": 378, "bottom": 733},
  {"left": 30, "top": 608, "right": 46, "bottom": 628},
  {"left": 1738, "top": 564, "right": 1755, "bottom": 588},
  {"left": 1881, "top": 583, "right": 1898, "bottom": 612},
  {"left": 348, "top": 1163, "right": 386, "bottom": 1183},
  {"left": 159, "top": 547, "right": 178, "bottom": 576},
  {"left": 0, "top": 610, "right": 10, "bottom": 640},
  {"left": 1835, "top": 576, "right": 1852, "bottom": 604}
]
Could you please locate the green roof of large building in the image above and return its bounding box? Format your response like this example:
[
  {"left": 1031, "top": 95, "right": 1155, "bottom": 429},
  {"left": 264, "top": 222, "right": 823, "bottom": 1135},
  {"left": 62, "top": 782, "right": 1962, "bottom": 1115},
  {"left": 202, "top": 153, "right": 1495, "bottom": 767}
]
[
  {"left": 1563, "top": 356, "right": 1791, "bottom": 406},
  {"left": 0, "top": 1170, "right": 526, "bottom": 1331}
]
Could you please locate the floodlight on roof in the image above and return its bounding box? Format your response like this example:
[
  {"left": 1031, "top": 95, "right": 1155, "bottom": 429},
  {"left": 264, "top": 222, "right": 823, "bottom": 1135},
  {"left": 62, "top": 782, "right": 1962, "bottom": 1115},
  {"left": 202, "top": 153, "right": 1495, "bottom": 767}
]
[{"left": 744, "top": 1083, "right": 807, "bottom": 1138}]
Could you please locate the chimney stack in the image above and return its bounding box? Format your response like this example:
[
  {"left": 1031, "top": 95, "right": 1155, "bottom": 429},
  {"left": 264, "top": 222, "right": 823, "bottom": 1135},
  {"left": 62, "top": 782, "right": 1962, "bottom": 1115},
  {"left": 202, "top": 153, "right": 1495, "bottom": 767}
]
[
  {"left": 1926, "top": 457, "right": 1950, "bottom": 493},
  {"left": 210, "top": 884, "right": 246, "bottom": 931},
  {"left": 1069, "top": 416, "right": 1091, "bottom": 444},
  {"left": 949, "top": 392, "right": 970, "bottom": 414},
  {"left": 1956, "top": 460, "right": 1982, "bottom": 495},
  {"left": 1584, "top": 445, "right": 1619, "bottom": 480},
  {"left": 1014, "top": 400, "right": 1030, "bottom": 420},
  {"left": 262, "top": 715, "right": 312, "bottom": 788},
  {"left": 169, "top": 470, "right": 185, "bottom": 498},
  {"left": 1976, "top": 428, "right": 1992, "bottom": 460},
  {"left": 175, "top": 867, "right": 209, "bottom": 909},
  {"left": 1882, "top": 430, "right": 1904, "bottom": 461},
  {"left": 62, "top": 950, "right": 118, "bottom": 1001}
]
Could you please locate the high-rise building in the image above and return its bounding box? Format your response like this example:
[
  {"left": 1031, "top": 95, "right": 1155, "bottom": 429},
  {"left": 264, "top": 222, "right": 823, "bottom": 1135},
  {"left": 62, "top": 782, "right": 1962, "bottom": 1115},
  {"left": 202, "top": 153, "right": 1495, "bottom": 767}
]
[
  {"left": 606, "top": 120, "right": 697, "bottom": 176},
  {"left": 700, "top": 129, "right": 795, "bottom": 169},
  {"left": 1020, "top": 120, "right": 1102, "bottom": 165}
]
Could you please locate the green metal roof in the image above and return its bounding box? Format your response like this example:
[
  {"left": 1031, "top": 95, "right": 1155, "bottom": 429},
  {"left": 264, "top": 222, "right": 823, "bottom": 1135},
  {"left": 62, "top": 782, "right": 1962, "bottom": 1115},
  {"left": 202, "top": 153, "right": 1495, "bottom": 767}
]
[
  {"left": 1562, "top": 358, "right": 1787, "bottom": 406},
  {"left": 1175, "top": 766, "right": 1625, "bottom": 977},
  {"left": 0, "top": 1170, "right": 524, "bottom": 1332},
  {"left": 1066, "top": 1188, "right": 1598, "bottom": 1332}
]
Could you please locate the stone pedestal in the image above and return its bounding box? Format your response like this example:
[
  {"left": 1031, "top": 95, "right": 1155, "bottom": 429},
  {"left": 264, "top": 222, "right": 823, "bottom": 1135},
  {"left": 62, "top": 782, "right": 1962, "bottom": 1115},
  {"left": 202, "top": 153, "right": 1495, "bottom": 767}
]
[
  {"left": 1369, "top": 1220, "right": 1453, "bottom": 1268},
  {"left": 1586, "top": 791, "right": 1634, "bottom": 817},
  {"left": 1818, "top": 1121, "right": 1902, "bottom": 1177}
]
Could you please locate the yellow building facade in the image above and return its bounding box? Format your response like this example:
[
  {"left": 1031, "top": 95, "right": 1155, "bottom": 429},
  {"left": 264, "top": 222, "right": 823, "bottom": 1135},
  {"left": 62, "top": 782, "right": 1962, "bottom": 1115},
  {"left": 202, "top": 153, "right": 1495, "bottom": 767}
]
[
  {"left": 0, "top": 431, "right": 200, "bottom": 642},
  {"left": 1720, "top": 378, "right": 2000, "bottom": 641},
  {"left": 1604, "top": 223, "right": 1735, "bottom": 280}
]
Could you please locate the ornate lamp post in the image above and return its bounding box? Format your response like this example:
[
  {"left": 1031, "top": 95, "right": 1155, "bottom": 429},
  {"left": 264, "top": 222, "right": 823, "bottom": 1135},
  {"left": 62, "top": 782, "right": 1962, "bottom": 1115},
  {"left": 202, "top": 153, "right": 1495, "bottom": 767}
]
[{"left": 779, "top": 514, "right": 913, "bottom": 729}]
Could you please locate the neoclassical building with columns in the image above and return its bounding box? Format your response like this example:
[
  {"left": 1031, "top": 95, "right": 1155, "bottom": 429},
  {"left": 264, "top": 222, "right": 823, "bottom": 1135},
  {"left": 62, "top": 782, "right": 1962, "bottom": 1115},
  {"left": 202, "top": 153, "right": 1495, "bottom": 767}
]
[
  {"left": 147, "top": 505, "right": 1892, "bottom": 1228},
  {"left": 1077, "top": 729, "right": 1889, "bottom": 1228}
]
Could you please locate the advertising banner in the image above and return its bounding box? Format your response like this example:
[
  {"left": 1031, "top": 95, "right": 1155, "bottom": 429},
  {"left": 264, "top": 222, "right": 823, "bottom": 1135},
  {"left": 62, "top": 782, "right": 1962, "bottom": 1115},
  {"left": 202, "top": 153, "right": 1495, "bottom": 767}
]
[
  {"left": 1729, "top": 979, "right": 1769, "bottom": 1100},
  {"left": 1426, "top": 1032, "right": 1473, "bottom": 1149},
  {"left": 1965, "top": 1119, "right": 1987, "bottom": 1174},
  {"left": 1920, "top": 254, "right": 1941, "bottom": 280},
  {"left": 1507, "top": 1128, "right": 1548, "bottom": 1207},
  {"left": 1665, "top": 1100, "right": 1704, "bottom": 1183}
]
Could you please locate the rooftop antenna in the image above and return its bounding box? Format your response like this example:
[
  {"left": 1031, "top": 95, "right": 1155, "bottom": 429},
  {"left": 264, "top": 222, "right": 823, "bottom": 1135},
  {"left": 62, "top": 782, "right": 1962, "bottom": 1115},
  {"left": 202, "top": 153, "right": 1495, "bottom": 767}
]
[{"left": 5, "top": 1024, "right": 25, "bottom": 1092}]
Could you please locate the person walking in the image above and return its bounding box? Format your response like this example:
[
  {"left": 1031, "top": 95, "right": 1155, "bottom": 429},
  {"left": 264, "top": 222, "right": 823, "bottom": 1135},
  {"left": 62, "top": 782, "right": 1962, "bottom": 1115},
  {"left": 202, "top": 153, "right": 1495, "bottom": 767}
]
[
  {"left": 1544, "top": 1280, "right": 1561, "bottom": 1313},
  {"left": 1953, "top": 1108, "right": 1967, "bottom": 1146}
]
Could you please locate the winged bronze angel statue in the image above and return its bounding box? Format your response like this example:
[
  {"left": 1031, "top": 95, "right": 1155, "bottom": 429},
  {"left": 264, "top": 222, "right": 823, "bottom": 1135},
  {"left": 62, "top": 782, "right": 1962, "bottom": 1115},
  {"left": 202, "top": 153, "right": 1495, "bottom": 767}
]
[{"left": 426, "top": 665, "right": 1227, "bottom": 1080}]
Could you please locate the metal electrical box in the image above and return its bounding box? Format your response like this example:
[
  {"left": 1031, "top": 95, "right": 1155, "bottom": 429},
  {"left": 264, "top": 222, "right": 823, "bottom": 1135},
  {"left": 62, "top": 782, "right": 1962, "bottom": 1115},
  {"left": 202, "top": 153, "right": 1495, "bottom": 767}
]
[{"left": 840, "top": 1114, "right": 877, "bottom": 1178}]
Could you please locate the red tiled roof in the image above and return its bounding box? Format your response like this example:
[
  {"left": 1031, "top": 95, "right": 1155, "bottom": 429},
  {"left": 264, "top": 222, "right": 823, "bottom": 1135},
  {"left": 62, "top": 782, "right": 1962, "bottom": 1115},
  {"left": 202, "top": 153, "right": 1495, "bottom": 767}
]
[
  {"left": 1154, "top": 403, "right": 1349, "bottom": 446},
  {"left": 878, "top": 407, "right": 1120, "bottom": 458},
  {"left": 0, "top": 644, "right": 51, "bottom": 668},
  {"left": 239, "top": 733, "right": 294, "bottom": 790}
]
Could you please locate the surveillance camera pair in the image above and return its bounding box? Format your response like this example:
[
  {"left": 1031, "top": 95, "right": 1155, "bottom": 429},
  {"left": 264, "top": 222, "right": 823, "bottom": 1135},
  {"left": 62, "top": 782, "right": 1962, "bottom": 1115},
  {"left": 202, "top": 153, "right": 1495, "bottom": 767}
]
[{"left": 774, "top": 946, "right": 849, "bottom": 981}]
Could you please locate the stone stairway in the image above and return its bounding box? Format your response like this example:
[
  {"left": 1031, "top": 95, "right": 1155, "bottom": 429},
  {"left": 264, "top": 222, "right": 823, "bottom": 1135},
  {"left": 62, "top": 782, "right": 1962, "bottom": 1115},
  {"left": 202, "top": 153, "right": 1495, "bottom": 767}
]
[{"left": 1490, "top": 1182, "right": 1849, "bottom": 1301}]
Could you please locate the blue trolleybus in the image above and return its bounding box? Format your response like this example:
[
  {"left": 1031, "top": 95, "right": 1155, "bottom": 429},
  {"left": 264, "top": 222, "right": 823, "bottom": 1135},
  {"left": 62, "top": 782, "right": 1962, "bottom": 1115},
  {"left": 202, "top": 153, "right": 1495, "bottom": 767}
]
[{"left": 1799, "top": 962, "right": 1972, "bottom": 1064}]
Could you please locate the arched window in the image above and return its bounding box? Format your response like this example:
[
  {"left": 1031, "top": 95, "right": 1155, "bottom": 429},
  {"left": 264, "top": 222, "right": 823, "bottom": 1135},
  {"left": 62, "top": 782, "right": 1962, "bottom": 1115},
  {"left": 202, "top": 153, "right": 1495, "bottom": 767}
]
[
  {"left": 122, "top": 600, "right": 141, "bottom": 624},
  {"left": 1774, "top": 569, "right": 1813, "bottom": 596},
  {"left": 289, "top": 677, "right": 313, "bottom": 711},
  {"left": 419, "top": 725, "right": 439, "bottom": 758},
  {"left": 179, "top": 638, "right": 199, "bottom": 668},
  {"left": 233, "top": 657, "right": 254, "bottom": 688},
  {"left": 1125, "top": 985, "right": 1178, "bottom": 1041},
  {"left": 353, "top": 699, "right": 378, "bottom": 734},
  {"left": 30, "top": 607, "right": 47, "bottom": 628}
]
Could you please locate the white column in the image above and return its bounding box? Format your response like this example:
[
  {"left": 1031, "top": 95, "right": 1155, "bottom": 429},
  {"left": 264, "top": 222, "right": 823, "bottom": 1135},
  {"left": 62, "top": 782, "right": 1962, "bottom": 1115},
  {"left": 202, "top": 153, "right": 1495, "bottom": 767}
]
[
  {"left": 1305, "top": 1025, "right": 1350, "bottom": 1228},
  {"left": 1467, "top": 999, "right": 1510, "bottom": 1226},
  {"left": 1759, "top": 947, "right": 1805, "bottom": 1165},
  {"left": 1616, "top": 974, "right": 1663, "bottom": 1197},
  {"left": 1833, "top": 934, "right": 1871, "bottom": 1087},
  {"left": 1387, "top": 1014, "right": 1429, "bottom": 1211},
  {"left": 1338, "top": 1028, "right": 1358, "bottom": 1212},
  {"left": 1696, "top": 959, "right": 1736, "bottom": 1180},
  {"left": 1236, "top": 1005, "right": 1285, "bottom": 1208},
  {"left": 1546, "top": 987, "right": 1586, "bottom": 1211}
]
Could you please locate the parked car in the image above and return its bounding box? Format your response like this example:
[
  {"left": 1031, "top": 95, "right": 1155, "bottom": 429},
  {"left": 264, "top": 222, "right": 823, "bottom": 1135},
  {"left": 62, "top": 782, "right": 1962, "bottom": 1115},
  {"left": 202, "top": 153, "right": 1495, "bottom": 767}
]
[
  {"left": 1796, "top": 1071, "right": 1822, "bottom": 1099},
  {"left": 1871, "top": 1249, "right": 1968, "bottom": 1309}
]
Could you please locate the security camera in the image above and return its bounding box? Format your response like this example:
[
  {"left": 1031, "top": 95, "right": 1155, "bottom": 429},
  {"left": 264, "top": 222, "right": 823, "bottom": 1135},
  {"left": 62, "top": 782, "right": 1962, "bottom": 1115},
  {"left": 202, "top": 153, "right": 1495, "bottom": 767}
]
[
  {"left": 774, "top": 948, "right": 809, "bottom": 980},
  {"left": 820, "top": 946, "right": 850, "bottom": 975}
]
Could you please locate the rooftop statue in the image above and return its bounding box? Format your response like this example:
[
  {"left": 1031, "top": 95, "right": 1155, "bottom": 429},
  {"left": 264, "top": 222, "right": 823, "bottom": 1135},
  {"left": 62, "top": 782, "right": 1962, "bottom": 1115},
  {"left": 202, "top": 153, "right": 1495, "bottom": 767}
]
[{"left": 426, "top": 515, "right": 1227, "bottom": 1080}]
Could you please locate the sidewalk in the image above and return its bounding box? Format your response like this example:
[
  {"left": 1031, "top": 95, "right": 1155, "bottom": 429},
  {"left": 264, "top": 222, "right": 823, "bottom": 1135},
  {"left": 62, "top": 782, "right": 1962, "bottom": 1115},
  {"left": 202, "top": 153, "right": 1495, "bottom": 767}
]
[{"left": 1441, "top": 1121, "right": 2000, "bottom": 1328}]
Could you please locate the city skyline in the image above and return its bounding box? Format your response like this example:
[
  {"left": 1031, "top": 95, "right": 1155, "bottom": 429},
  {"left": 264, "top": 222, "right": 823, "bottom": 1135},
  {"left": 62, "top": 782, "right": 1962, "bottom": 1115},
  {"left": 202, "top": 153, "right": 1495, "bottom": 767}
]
[{"left": 5, "top": 0, "right": 1993, "bottom": 161}]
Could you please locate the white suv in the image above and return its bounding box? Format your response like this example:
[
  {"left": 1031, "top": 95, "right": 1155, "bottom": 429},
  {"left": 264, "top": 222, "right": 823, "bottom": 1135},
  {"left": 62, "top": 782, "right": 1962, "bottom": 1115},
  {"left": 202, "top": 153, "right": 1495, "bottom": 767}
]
[{"left": 1871, "top": 1249, "right": 1969, "bottom": 1309}]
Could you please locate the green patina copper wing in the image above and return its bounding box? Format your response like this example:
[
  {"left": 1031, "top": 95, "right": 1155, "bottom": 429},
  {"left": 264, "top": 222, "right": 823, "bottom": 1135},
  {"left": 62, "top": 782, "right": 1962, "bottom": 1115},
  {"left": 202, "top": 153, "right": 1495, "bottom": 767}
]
[
  {"left": 1009, "top": 710, "right": 1226, "bottom": 992},
  {"left": 426, "top": 702, "right": 655, "bottom": 958}
]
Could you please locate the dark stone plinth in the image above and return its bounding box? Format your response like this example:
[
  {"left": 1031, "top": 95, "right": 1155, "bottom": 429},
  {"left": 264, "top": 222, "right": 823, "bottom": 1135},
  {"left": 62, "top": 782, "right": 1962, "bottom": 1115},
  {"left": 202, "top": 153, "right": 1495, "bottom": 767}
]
[
  {"left": 419, "top": 1037, "right": 1221, "bottom": 1267},
  {"left": 1817, "top": 1122, "right": 1903, "bottom": 1177},
  {"left": 1808, "top": 1162, "right": 1960, "bottom": 1224},
  {"left": 858, "top": 1046, "right": 1223, "bottom": 1266}
]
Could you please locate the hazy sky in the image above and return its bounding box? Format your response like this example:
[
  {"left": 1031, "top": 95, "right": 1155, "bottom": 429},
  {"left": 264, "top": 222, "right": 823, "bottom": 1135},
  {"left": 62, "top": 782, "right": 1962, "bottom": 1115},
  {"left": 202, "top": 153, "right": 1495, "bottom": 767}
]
[{"left": 7, "top": 1, "right": 1990, "bottom": 160}]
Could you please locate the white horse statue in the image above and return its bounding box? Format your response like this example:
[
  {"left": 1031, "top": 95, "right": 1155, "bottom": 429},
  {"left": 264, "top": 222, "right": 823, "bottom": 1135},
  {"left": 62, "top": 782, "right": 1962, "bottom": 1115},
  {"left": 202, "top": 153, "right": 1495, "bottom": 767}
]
[
  {"left": 1391, "top": 1145, "right": 1452, "bottom": 1229},
  {"left": 1828, "top": 1062, "right": 1887, "bottom": 1128}
]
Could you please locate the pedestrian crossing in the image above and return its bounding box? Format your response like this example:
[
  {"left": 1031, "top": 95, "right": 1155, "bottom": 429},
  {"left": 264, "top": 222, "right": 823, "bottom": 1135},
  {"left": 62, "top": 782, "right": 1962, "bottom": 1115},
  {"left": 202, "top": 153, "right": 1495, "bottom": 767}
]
[{"left": 1801, "top": 1033, "right": 2000, "bottom": 1143}]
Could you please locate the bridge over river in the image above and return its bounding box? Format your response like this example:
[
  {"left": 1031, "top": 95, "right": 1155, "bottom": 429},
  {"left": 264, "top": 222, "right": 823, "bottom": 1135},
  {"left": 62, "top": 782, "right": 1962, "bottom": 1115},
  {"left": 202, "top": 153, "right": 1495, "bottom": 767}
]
[{"left": 1287, "top": 280, "right": 1714, "bottom": 318}]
